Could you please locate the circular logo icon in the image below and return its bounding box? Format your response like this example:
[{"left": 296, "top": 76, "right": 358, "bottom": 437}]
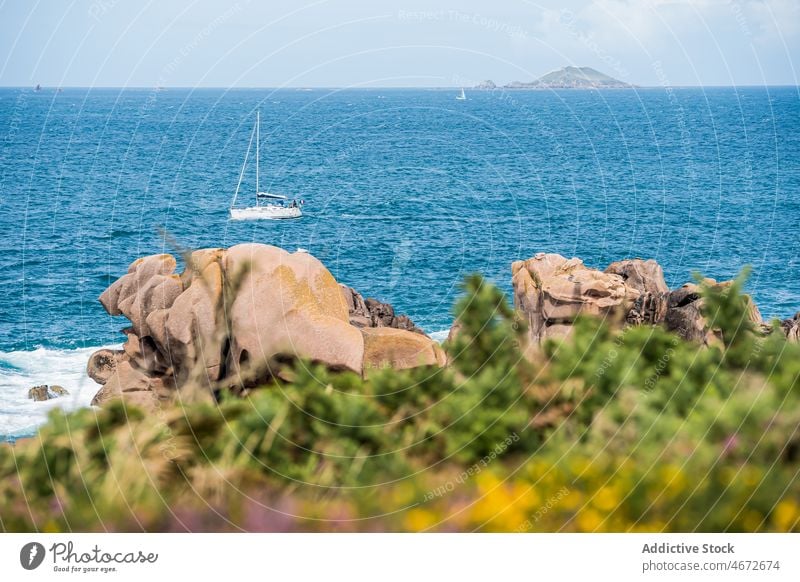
[{"left": 19, "top": 542, "right": 46, "bottom": 570}]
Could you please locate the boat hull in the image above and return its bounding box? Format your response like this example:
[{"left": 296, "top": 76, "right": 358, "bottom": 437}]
[{"left": 230, "top": 205, "right": 302, "bottom": 220}]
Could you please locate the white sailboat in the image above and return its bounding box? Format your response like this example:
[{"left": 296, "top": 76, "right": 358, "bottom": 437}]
[
  {"left": 456, "top": 87, "right": 467, "bottom": 101},
  {"left": 230, "top": 111, "right": 303, "bottom": 220}
]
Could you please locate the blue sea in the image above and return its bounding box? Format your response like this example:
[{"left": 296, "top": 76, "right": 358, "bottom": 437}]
[{"left": 1, "top": 86, "right": 799, "bottom": 438}]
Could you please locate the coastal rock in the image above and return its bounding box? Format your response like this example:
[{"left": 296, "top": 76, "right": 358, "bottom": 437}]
[
  {"left": 746, "top": 296, "right": 765, "bottom": 329},
  {"left": 225, "top": 244, "right": 364, "bottom": 378},
  {"left": 474, "top": 80, "right": 496, "bottom": 90},
  {"left": 664, "top": 282, "right": 711, "bottom": 344},
  {"left": 340, "top": 284, "right": 370, "bottom": 328},
  {"left": 782, "top": 313, "right": 800, "bottom": 342},
  {"left": 28, "top": 384, "right": 69, "bottom": 401},
  {"left": 122, "top": 328, "right": 169, "bottom": 375},
  {"left": 339, "top": 285, "right": 424, "bottom": 334},
  {"left": 446, "top": 319, "right": 463, "bottom": 344},
  {"left": 180, "top": 248, "right": 225, "bottom": 288},
  {"left": 361, "top": 327, "right": 446, "bottom": 371},
  {"left": 77, "top": 243, "right": 542, "bottom": 405},
  {"left": 163, "top": 249, "right": 226, "bottom": 383},
  {"left": 92, "top": 244, "right": 395, "bottom": 405},
  {"left": 28, "top": 385, "right": 48, "bottom": 401},
  {"left": 99, "top": 254, "right": 181, "bottom": 329},
  {"left": 512, "top": 253, "right": 639, "bottom": 345},
  {"left": 90, "top": 359, "right": 170, "bottom": 408},
  {"left": 604, "top": 259, "right": 669, "bottom": 325},
  {"left": 440, "top": 319, "right": 463, "bottom": 366},
  {"left": 87, "top": 348, "right": 125, "bottom": 385},
  {"left": 665, "top": 279, "right": 764, "bottom": 345}
]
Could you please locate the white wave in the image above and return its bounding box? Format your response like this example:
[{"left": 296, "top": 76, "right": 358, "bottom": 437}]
[
  {"left": 428, "top": 329, "right": 451, "bottom": 344},
  {"left": 1, "top": 331, "right": 455, "bottom": 438},
  {"left": 0, "top": 345, "right": 119, "bottom": 439}
]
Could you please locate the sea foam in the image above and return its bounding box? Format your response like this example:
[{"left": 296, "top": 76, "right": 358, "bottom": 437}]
[
  {"left": 0, "top": 345, "right": 119, "bottom": 440},
  {"left": 429, "top": 329, "right": 450, "bottom": 343}
]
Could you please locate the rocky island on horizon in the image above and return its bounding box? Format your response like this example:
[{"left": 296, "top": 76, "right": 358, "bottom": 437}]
[{"left": 477, "top": 66, "right": 632, "bottom": 90}]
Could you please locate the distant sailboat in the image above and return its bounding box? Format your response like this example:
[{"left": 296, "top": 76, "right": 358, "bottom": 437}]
[
  {"left": 456, "top": 87, "right": 467, "bottom": 101},
  {"left": 230, "top": 111, "right": 303, "bottom": 220}
]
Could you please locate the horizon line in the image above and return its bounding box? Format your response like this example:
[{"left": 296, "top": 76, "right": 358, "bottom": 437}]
[{"left": 2, "top": 84, "right": 799, "bottom": 90}]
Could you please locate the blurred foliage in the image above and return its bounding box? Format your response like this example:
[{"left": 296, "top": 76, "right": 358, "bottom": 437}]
[{"left": 1, "top": 271, "right": 799, "bottom": 532}]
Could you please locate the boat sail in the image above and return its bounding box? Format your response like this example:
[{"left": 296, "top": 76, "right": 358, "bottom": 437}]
[
  {"left": 456, "top": 87, "right": 467, "bottom": 100},
  {"left": 230, "top": 111, "right": 303, "bottom": 220}
]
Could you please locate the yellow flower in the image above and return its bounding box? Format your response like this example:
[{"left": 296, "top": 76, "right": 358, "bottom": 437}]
[
  {"left": 470, "top": 486, "right": 514, "bottom": 525},
  {"left": 478, "top": 505, "right": 530, "bottom": 533},
  {"left": 772, "top": 500, "right": 799, "bottom": 532},
  {"left": 659, "top": 465, "right": 688, "bottom": 500},
  {"left": 476, "top": 471, "right": 501, "bottom": 495},
  {"left": 592, "top": 486, "right": 620, "bottom": 512},
  {"left": 576, "top": 508, "right": 605, "bottom": 532},
  {"left": 404, "top": 508, "right": 439, "bottom": 532},
  {"left": 560, "top": 489, "right": 583, "bottom": 510},
  {"left": 511, "top": 482, "right": 541, "bottom": 511}
]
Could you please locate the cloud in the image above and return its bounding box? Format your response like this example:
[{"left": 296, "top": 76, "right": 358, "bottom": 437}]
[
  {"left": 743, "top": 0, "right": 800, "bottom": 42},
  {"left": 540, "top": 0, "right": 798, "bottom": 51}
]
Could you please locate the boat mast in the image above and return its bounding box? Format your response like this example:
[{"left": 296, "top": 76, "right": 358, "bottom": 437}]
[
  {"left": 256, "top": 110, "right": 260, "bottom": 198},
  {"left": 231, "top": 117, "right": 257, "bottom": 210}
]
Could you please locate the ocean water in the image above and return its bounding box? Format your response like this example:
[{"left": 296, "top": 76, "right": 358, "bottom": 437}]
[{"left": 1, "top": 86, "right": 799, "bottom": 438}]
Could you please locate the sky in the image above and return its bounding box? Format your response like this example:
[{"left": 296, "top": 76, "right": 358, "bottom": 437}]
[{"left": 0, "top": 0, "right": 797, "bottom": 87}]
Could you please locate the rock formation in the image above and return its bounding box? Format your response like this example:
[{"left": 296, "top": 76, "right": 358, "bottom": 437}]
[
  {"left": 511, "top": 253, "right": 640, "bottom": 346},
  {"left": 89, "top": 244, "right": 442, "bottom": 407},
  {"left": 88, "top": 243, "right": 798, "bottom": 407},
  {"left": 782, "top": 313, "right": 800, "bottom": 342},
  {"left": 223, "top": 245, "right": 365, "bottom": 380},
  {"left": 512, "top": 254, "right": 769, "bottom": 348},
  {"left": 362, "top": 327, "right": 446, "bottom": 371},
  {"left": 340, "top": 285, "right": 424, "bottom": 334},
  {"left": 605, "top": 259, "right": 669, "bottom": 325},
  {"left": 28, "top": 385, "right": 69, "bottom": 401},
  {"left": 87, "top": 348, "right": 123, "bottom": 385},
  {"left": 88, "top": 347, "right": 174, "bottom": 408},
  {"left": 446, "top": 319, "right": 463, "bottom": 344},
  {"left": 664, "top": 281, "right": 717, "bottom": 344},
  {"left": 665, "top": 278, "right": 764, "bottom": 345}
]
